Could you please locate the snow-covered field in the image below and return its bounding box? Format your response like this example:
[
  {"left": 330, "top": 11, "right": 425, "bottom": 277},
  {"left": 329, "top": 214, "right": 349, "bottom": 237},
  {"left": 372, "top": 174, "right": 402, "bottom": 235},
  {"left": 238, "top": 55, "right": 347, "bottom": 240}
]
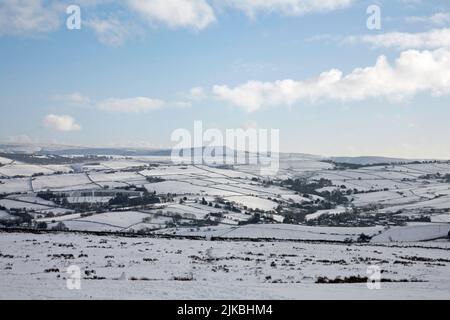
[
  {"left": 0, "top": 156, "right": 13, "bottom": 165},
  {"left": 32, "top": 173, "right": 95, "bottom": 192},
  {"left": 224, "top": 195, "right": 278, "bottom": 211},
  {"left": 371, "top": 224, "right": 450, "bottom": 242},
  {"left": 157, "top": 224, "right": 385, "bottom": 242},
  {"left": 0, "top": 178, "right": 31, "bottom": 194},
  {"left": 311, "top": 163, "right": 450, "bottom": 214},
  {"left": 0, "top": 164, "right": 54, "bottom": 177},
  {"left": 0, "top": 231, "right": 449, "bottom": 299},
  {"left": 0, "top": 153, "right": 449, "bottom": 299}
]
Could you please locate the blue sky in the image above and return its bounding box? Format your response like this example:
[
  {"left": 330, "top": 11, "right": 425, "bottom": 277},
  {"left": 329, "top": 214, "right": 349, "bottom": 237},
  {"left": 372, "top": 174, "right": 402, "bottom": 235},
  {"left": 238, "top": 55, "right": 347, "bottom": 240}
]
[{"left": 1, "top": 0, "right": 450, "bottom": 158}]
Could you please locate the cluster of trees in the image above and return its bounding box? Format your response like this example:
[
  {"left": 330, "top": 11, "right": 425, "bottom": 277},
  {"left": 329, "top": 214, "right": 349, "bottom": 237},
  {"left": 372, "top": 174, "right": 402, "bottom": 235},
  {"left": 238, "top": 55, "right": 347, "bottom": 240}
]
[
  {"left": 306, "top": 211, "right": 361, "bottom": 227},
  {"left": 37, "top": 191, "right": 62, "bottom": 201},
  {"left": 321, "top": 189, "right": 348, "bottom": 205},
  {"left": 282, "top": 178, "right": 333, "bottom": 195},
  {"left": 0, "top": 211, "right": 33, "bottom": 228},
  {"left": 38, "top": 189, "right": 161, "bottom": 211},
  {"left": 419, "top": 173, "right": 450, "bottom": 183},
  {"left": 108, "top": 191, "right": 160, "bottom": 207},
  {"left": 146, "top": 176, "right": 165, "bottom": 183},
  {"left": 238, "top": 213, "right": 260, "bottom": 225},
  {"left": 282, "top": 211, "right": 306, "bottom": 224},
  {"left": 119, "top": 185, "right": 149, "bottom": 194},
  {"left": 306, "top": 208, "right": 431, "bottom": 227},
  {"left": 280, "top": 178, "right": 349, "bottom": 217},
  {"left": 212, "top": 197, "right": 242, "bottom": 213}
]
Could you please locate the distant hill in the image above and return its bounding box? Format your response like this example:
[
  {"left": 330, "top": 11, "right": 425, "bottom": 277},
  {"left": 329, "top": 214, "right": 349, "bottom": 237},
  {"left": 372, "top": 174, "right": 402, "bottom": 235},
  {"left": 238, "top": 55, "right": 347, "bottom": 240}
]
[
  {"left": 0, "top": 143, "right": 440, "bottom": 164},
  {"left": 329, "top": 156, "right": 419, "bottom": 165}
]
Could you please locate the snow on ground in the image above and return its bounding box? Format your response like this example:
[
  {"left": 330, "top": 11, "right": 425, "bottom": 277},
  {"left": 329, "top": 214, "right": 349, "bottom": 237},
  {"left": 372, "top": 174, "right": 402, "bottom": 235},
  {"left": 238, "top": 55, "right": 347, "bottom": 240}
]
[
  {"left": 144, "top": 181, "right": 240, "bottom": 196},
  {"left": 0, "top": 178, "right": 31, "bottom": 194},
  {"left": 226, "top": 182, "right": 289, "bottom": 197},
  {"left": 0, "top": 210, "right": 15, "bottom": 220},
  {"left": 157, "top": 224, "right": 384, "bottom": 242},
  {"left": 224, "top": 195, "right": 278, "bottom": 211},
  {"left": 0, "top": 199, "right": 54, "bottom": 211},
  {"left": 41, "top": 211, "right": 160, "bottom": 231},
  {"left": 36, "top": 208, "right": 74, "bottom": 216},
  {"left": 73, "top": 211, "right": 151, "bottom": 229},
  {"left": 0, "top": 199, "right": 73, "bottom": 216},
  {"left": 52, "top": 220, "right": 123, "bottom": 232},
  {"left": 431, "top": 214, "right": 450, "bottom": 223},
  {"left": 352, "top": 190, "right": 409, "bottom": 206},
  {"left": 81, "top": 164, "right": 110, "bottom": 171},
  {"left": 32, "top": 173, "right": 95, "bottom": 192},
  {"left": 312, "top": 163, "right": 450, "bottom": 194},
  {"left": 10, "top": 195, "right": 56, "bottom": 206},
  {"left": 122, "top": 221, "right": 169, "bottom": 232},
  {"left": 157, "top": 203, "right": 211, "bottom": 220},
  {"left": 280, "top": 193, "right": 310, "bottom": 203},
  {"left": 0, "top": 156, "right": 13, "bottom": 165},
  {"left": 100, "top": 160, "right": 148, "bottom": 170},
  {"left": 88, "top": 171, "right": 146, "bottom": 186},
  {"left": 41, "top": 165, "right": 74, "bottom": 173},
  {"left": 0, "top": 231, "right": 449, "bottom": 299},
  {"left": 371, "top": 224, "right": 450, "bottom": 242},
  {"left": 140, "top": 166, "right": 210, "bottom": 177},
  {"left": 0, "top": 164, "right": 54, "bottom": 177},
  {"left": 67, "top": 196, "right": 113, "bottom": 204},
  {"left": 378, "top": 195, "right": 450, "bottom": 212},
  {"left": 36, "top": 213, "right": 82, "bottom": 223},
  {"left": 206, "top": 183, "right": 259, "bottom": 195},
  {"left": 305, "top": 206, "right": 348, "bottom": 221}
]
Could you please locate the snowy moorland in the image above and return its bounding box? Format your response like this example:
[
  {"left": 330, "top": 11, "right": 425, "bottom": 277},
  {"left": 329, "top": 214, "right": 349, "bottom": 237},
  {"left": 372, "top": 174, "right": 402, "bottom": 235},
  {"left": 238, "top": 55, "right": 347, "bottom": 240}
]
[
  {"left": 0, "top": 148, "right": 449, "bottom": 299},
  {"left": 0, "top": 231, "right": 449, "bottom": 299}
]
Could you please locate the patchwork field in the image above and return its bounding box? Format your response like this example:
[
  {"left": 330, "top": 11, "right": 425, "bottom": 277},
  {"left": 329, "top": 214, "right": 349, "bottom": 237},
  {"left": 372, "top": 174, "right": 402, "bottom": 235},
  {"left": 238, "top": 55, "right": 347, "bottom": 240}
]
[{"left": 0, "top": 151, "right": 449, "bottom": 300}]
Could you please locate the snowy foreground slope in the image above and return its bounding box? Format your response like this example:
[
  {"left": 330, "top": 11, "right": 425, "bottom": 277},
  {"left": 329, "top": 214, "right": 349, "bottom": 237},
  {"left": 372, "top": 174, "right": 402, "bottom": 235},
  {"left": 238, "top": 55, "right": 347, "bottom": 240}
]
[{"left": 0, "top": 231, "right": 449, "bottom": 300}]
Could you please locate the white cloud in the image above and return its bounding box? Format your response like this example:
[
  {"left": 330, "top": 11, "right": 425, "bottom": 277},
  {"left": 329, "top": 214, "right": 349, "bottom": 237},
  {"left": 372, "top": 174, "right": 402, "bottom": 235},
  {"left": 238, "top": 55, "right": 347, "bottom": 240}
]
[
  {"left": 406, "top": 12, "right": 450, "bottom": 26},
  {"left": 43, "top": 114, "right": 81, "bottom": 131},
  {"left": 51, "top": 92, "right": 90, "bottom": 106},
  {"left": 188, "top": 86, "right": 207, "bottom": 100},
  {"left": 4, "top": 134, "right": 34, "bottom": 144},
  {"left": 86, "top": 18, "right": 141, "bottom": 47},
  {"left": 97, "top": 97, "right": 165, "bottom": 113},
  {"left": 345, "top": 28, "right": 450, "bottom": 50},
  {"left": 173, "top": 100, "right": 192, "bottom": 108},
  {"left": 0, "top": 0, "right": 355, "bottom": 42},
  {"left": 213, "top": 49, "right": 450, "bottom": 112},
  {"left": 221, "top": 0, "right": 354, "bottom": 18},
  {"left": 126, "top": 0, "right": 216, "bottom": 30},
  {"left": 0, "top": 0, "right": 61, "bottom": 36}
]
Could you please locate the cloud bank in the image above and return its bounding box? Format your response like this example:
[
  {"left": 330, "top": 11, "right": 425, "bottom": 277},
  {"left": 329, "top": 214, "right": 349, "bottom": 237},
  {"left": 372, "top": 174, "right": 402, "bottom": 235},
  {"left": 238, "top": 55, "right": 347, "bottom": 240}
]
[
  {"left": 0, "top": 0, "right": 356, "bottom": 42},
  {"left": 97, "top": 97, "right": 165, "bottom": 113},
  {"left": 43, "top": 114, "right": 81, "bottom": 131},
  {"left": 127, "top": 0, "right": 216, "bottom": 30},
  {"left": 0, "top": 0, "right": 61, "bottom": 36},
  {"left": 345, "top": 28, "right": 450, "bottom": 50},
  {"left": 213, "top": 49, "right": 450, "bottom": 112},
  {"left": 221, "top": 0, "right": 354, "bottom": 18}
]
